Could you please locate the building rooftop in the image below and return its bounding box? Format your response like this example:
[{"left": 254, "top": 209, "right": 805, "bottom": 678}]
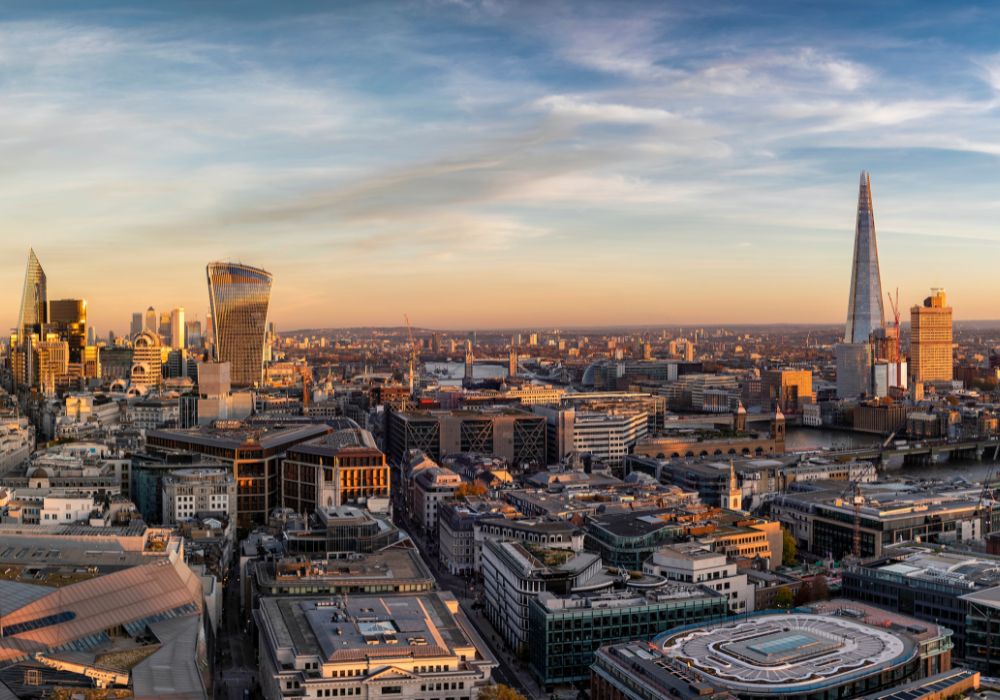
[
  {"left": 655, "top": 601, "right": 942, "bottom": 694},
  {"left": 147, "top": 422, "right": 331, "bottom": 451},
  {"left": 258, "top": 593, "right": 482, "bottom": 664},
  {"left": 288, "top": 428, "right": 380, "bottom": 457}
]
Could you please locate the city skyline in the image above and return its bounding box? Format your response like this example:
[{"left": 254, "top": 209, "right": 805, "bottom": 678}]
[{"left": 6, "top": 1, "right": 1000, "bottom": 331}]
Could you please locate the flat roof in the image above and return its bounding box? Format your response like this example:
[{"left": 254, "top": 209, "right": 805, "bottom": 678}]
[
  {"left": 148, "top": 423, "right": 330, "bottom": 451},
  {"left": 660, "top": 611, "right": 922, "bottom": 693}
]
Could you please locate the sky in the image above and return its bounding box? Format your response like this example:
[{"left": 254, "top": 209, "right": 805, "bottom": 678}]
[{"left": 4, "top": 0, "right": 1000, "bottom": 333}]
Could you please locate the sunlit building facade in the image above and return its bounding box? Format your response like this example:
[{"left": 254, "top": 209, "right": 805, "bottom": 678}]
[
  {"left": 13, "top": 248, "right": 48, "bottom": 388},
  {"left": 48, "top": 298, "right": 87, "bottom": 364},
  {"left": 131, "top": 329, "right": 163, "bottom": 390},
  {"left": 206, "top": 261, "right": 272, "bottom": 387},
  {"left": 910, "top": 288, "right": 953, "bottom": 384}
]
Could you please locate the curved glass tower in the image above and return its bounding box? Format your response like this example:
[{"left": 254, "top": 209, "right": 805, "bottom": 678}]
[
  {"left": 206, "top": 262, "right": 273, "bottom": 387},
  {"left": 844, "top": 171, "right": 885, "bottom": 343},
  {"left": 17, "top": 248, "right": 47, "bottom": 340}
]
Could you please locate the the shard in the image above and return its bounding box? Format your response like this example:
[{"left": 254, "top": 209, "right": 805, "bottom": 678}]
[
  {"left": 16, "top": 248, "right": 47, "bottom": 340},
  {"left": 844, "top": 170, "right": 884, "bottom": 343}
]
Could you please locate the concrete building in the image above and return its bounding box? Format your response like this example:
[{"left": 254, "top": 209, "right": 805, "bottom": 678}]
[
  {"left": 643, "top": 541, "right": 754, "bottom": 614},
  {"left": 412, "top": 466, "right": 461, "bottom": 533},
  {"left": 911, "top": 288, "right": 953, "bottom": 384},
  {"left": 130, "top": 329, "right": 163, "bottom": 390},
  {"left": 254, "top": 594, "right": 495, "bottom": 700},
  {"left": 533, "top": 402, "right": 649, "bottom": 467},
  {"left": 161, "top": 468, "right": 237, "bottom": 525}
]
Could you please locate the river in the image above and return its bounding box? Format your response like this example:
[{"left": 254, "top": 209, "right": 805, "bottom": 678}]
[
  {"left": 786, "top": 426, "right": 998, "bottom": 483},
  {"left": 423, "top": 361, "right": 508, "bottom": 387}
]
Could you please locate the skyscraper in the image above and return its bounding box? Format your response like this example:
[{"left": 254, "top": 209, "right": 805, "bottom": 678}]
[
  {"left": 837, "top": 171, "right": 886, "bottom": 399},
  {"left": 48, "top": 299, "right": 87, "bottom": 364},
  {"left": 145, "top": 306, "right": 157, "bottom": 334},
  {"left": 170, "top": 307, "right": 186, "bottom": 349},
  {"left": 844, "top": 170, "right": 885, "bottom": 343},
  {"left": 910, "top": 288, "right": 953, "bottom": 384},
  {"left": 16, "top": 249, "right": 47, "bottom": 342},
  {"left": 206, "top": 262, "right": 273, "bottom": 387},
  {"left": 13, "top": 249, "right": 47, "bottom": 388},
  {"left": 130, "top": 312, "right": 144, "bottom": 338}
]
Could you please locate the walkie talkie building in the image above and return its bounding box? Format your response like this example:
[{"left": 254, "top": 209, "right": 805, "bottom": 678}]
[{"left": 206, "top": 261, "right": 273, "bottom": 387}]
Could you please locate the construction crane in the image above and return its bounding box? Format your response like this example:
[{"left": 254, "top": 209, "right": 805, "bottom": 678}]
[
  {"left": 841, "top": 461, "right": 878, "bottom": 559},
  {"left": 404, "top": 314, "right": 418, "bottom": 397},
  {"left": 887, "top": 288, "right": 902, "bottom": 389}
]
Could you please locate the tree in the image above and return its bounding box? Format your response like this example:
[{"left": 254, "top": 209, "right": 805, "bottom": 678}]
[
  {"left": 775, "top": 587, "right": 794, "bottom": 609},
  {"left": 812, "top": 574, "right": 829, "bottom": 601},
  {"left": 477, "top": 684, "right": 527, "bottom": 700},
  {"left": 454, "top": 482, "right": 487, "bottom": 499},
  {"left": 781, "top": 527, "right": 797, "bottom": 567},
  {"left": 794, "top": 579, "right": 813, "bottom": 606}
]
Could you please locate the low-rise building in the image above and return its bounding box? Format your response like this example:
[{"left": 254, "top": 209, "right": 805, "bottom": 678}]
[
  {"left": 255, "top": 593, "right": 495, "bottom": 700},
  {"left": 161, "top": 468, "right": 237, "bottom": 525},
  {"left": 643, "top": 542, "right": 754, "bottom": 614}
]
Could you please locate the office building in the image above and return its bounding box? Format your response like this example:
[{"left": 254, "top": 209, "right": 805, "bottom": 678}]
[
  {"left": 36, "top": 337, "right": 69, "bottom": 396},
  {"left": 529, "top": 585, "right": 727, "bottom": 688},
  {"left": 131, "top": 311, "right": 144, "bottom": 337},
  {"left": 592, "top": 601, "right": 954, "bottom": 700},
  {"left": 255, "top": 594, "right": 495, "bottom": 700},
  {"left": 412, "top": 466, "right": 461, "bottom": 532},
  {"left": 584, "top": 509, "right": 681, "bottom": 570},
  {"left": 170, "top": 306, "right": 186, "bottom": 349},
  {"left": 842, "top": 547, "right": 1000, "bottom": 661},
  {"left": 473, "top": 517, "right": 582, "bottom": 571},
  {"left": 761, "top": 368, "right": 813, "bottom": 413},
  {"left": 482, "top": 538, "right": 611, "bottom": 655},
  {"left": 130, "top": 329, "right": 163, "bottom": 390},
  {"left": 145, "top": 305, "right": 157, "bottom": 333},
  {"left": 195, "top": 361, "right": 254, "bottom": 424},
  {"left": 206, "top": 261, "right": 273, "bottom": 387},
  {"left": 845, "top": 170, "right": 885, "bottom": 344},
  {"left": 146, "top": 422, "right": 331, "bottom": 528},
  {"left": 161, "top": 467, "right": 237, "bottom": 525},
  {"left": 643, "top": 542, "right": 754, "bottom": 614},
  {"left": 281, "top": 426, "right": 389, "bottom": 513},
  {"left": 279, "top": 506, "right": 400, "bottom": 557},
  {"left": 836, "top": 171, "right": 886, "bottom": 398},
  {"left": 386, "top": 408, "right": 546, "bottom": 468},
  {"left": 910, "top": 288, "right": 953, "bottom": 384},
  {"left": 13, "top": 248, "right": 47, "bottom": 388},
  {"left": 48, "top": 298, "right": 87, "bottom": 364}
]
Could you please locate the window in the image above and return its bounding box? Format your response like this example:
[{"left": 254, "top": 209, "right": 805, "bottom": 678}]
[{"left": 381, "top": 687, "right": 402, "bottom": 695}]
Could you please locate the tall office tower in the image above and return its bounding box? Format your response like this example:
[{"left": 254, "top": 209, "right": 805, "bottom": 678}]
[
  {"left": 508, "top": 346, "right": 517, "bottom": 377},
  {"left": 48, "top": 299, "right": 87, "bottom": 364},
  {"left": 844, "top": 170, "right": 885, "bottom": 343},
  {"left": 14, "top": 249, "right": 47, "bottom": 388},
  {"left": 17, "top": 249, "right": 47, "bottom": 341},
  {"left": 206, "top": 262, "right": 273, "bottom": 387},
  {"left": 145, "top": 306, "right": 157, "bottom": 334},
  {"left": 170, "top": 308, "right": 185, "bottom": 349},
  {"left": 464, "top": 340, "right": 474, "bottom": 383},
  {"left": 186, "top": 319, "right": 202, "bottom": 348},
  {"left": 910, "top": 288, "right": 953, "bottom": 384},
  {"left": 158, "top": 311, "right": 171, "bottom": 343},
  {"left": 837, "top": 171, "right": 885, "bottom": 398},
  {"left": 130, "top": 312, "right": 144, "bottom": 337}
]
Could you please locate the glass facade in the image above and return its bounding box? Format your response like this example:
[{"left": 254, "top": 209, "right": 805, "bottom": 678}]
[
  {"left": 529, "top": 594, "right": 727, "bottom": 686},
  {"left": 206, "top": 261, "right": 272, "bottom": 387},
  {"left": 844, "top": 170, "right": 885, "bottom": 344}
]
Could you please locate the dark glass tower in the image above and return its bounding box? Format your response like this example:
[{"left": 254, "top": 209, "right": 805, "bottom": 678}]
[
  {"left": 206, "top": 262, "right": 273, "bottom": 387},
  {"left": 844, "top": 170, "right": 885, "bottom": 343}
]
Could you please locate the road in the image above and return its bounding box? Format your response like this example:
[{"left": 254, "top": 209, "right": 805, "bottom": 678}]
[
  {"left": 397, "top": 509, "right": 545, "bottom": 699},
  {"left": 215, "top": 557, "right": 258, "bottom": 700}
]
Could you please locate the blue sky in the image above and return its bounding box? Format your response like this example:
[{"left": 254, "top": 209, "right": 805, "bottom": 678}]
[{"left": 3, "top": 0, "right": 1000, "bottom": 332}]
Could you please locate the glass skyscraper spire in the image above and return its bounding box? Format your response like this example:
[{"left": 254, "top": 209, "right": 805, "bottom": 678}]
[
  {"left": 844, "top": 170, "right": 885, "bottom": 343},
  {"left": 17, "top": 248, "right": 47, "bottom": 340},
  {"left": 206, "top": 261, "right": 273, "bottom": 387}
]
